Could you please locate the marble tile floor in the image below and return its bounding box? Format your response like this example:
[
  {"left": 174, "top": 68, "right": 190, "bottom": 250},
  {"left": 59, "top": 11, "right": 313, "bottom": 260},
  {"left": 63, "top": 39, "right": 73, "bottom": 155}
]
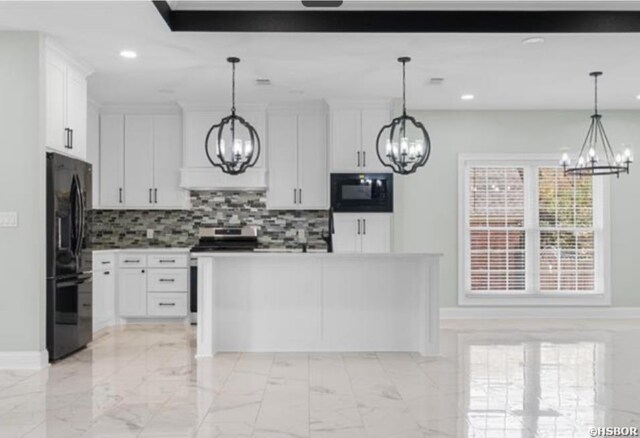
[{"left": 1, "top": 319, "right": 640, "bottom": 437}]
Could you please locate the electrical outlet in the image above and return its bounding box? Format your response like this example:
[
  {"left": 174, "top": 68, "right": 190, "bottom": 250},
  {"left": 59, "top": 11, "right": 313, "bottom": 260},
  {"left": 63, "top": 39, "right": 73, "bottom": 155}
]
[
  {"left": 297, "top": 229, "right": 306, "bottom": 240},
  {"left": 0, "top": 212, "right": 18, "bottom": 228},
  {"left": 146, "top": 229, "right": 155, "bottom": 239}
]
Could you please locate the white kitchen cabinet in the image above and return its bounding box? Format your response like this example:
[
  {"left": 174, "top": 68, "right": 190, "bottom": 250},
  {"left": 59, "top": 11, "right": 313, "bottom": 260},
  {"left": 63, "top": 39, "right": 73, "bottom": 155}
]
[
  {"left": 153, "top": 114, "right": 183, "bottom": 208},
  {"left": 99, "top": 114, "right": 125, "bottom": 207},
  {"left": 124, "top": 115, "right": 155, "bottom": 207},
  {"left": 117, "top": 268, "right": 147, "bottom": 317},
  {"left": 267, "top": 107, "right": 328, "bottom": 210},
  {"left": 45, "top": 42, "right": 91, "bottom": 160},
  {"left": 267, "top": 113, "right": 298, "bottom": 208},
  {"left": 330, "top": 105, "right": 390, "bottom": 173},
  {"left": 93, "top": 252, "right": 115, "bottom": 333},
  {"left": 98, "top": 111, "right": 185, "bottom": 209},
  {"left": 333, "top": 213, "right": 392, "bottom": 254}
]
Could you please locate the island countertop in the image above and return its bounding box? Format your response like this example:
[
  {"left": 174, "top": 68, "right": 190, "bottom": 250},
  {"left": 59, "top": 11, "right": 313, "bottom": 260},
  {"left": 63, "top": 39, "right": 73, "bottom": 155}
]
[{"left": 195, "top": 251, "right": 441, "bottom": 358}]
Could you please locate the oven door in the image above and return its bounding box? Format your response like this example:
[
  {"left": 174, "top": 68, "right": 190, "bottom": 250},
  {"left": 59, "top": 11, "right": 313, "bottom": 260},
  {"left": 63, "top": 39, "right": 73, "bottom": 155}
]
[{"left": 330, "top": 173, "right": 393, "bottom": 212}]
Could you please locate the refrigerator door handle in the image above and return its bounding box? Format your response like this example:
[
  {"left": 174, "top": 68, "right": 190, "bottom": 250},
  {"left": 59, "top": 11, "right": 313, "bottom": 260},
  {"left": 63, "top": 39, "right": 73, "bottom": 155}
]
[{"left": 57, "top": 217, "right": 62, "bottom": 248}]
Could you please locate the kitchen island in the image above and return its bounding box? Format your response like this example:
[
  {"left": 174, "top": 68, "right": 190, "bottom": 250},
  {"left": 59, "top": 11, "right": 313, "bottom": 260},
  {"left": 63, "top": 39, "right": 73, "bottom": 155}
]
[{"left": 194, "top": 252, "right": 441, "bottom": 357}]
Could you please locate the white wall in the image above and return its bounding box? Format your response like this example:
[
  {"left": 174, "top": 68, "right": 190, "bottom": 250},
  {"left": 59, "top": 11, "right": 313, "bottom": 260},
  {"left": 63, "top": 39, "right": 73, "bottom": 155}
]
[
  {"left": 0, "top": 32, "right": 47, "bottom": 362},
  {"left": 394, "top": 110, "right": 640, "bottom": 308}
]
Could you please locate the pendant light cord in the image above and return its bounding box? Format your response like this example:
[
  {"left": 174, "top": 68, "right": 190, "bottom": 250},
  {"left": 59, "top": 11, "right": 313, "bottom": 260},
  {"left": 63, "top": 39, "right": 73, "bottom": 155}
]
[
  {"left": 594, "top": 73, "right": 598, "bottom": 116},
  {"left": 231, "top": 61, "right": 236, "bottom": 115},
  {"left": 402, "top": 60, "right": 407, "bottom": 116}
]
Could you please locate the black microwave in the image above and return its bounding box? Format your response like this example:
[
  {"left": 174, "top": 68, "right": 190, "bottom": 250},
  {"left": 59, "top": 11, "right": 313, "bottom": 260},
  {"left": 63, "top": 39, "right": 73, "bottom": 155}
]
[{"left": 330, "top": 173, "right": 393, "bottom": 213}]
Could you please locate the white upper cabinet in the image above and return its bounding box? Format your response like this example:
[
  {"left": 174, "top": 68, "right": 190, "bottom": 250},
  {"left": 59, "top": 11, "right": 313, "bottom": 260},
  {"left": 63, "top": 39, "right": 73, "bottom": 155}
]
[
  {"left": 97, "top": 110, "right": 186, "bottom": 209},
  {"left": 333, "top": 213, "right": 392, "bottom": 254},
  {"left": 297, "top": 113, "right": 328, "bottom": 209},
  {"left": 266, "top": 105, "right": 328, "bottom": 210},
  {"left": 124, "top": 115, "right": 155, "bottom": 207},
  {"left": 45, "top": 41, "right": 91, "bottom": 160},
  {"left": 153, "top": 114, "right": 183, "bottom": 208},
  {"left": 329, "top": 103, "right": 391, "bottom": 173},
  {"left": 267, "top": 113, "right": 298, "bottom": 209},
  {"left": 99, "top": 114, "right": 125, "bottom": 208}
]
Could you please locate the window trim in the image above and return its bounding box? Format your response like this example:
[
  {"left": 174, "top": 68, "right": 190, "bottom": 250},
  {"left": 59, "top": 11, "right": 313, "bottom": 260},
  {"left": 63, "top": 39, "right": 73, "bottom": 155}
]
[{"left": 458, "top": 154, "right": 611, "bottom": 307}]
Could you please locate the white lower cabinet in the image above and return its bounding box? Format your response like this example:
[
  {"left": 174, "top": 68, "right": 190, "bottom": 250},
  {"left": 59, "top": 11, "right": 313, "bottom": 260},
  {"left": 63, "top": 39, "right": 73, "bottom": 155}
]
[
  {"left": 117, "top": 268, "right": 148, "bottom": 317},
  {"left": 93, "top": 252, "right": 115, "bottom": 332},
  {"left": 333, "top": 213, "right": 392, "bottom": 254},
  {"left": 147, "top": 293, "right": 188, "bottom": 317}
]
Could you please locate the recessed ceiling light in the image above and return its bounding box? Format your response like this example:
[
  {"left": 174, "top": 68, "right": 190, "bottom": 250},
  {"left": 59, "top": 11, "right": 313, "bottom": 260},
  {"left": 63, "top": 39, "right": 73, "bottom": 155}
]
[
  {"left": 461, "top": 94, "right": 475, "bottom": 101},
  {"left": 522, "top": 37, "right": 545, "bottom": 45},
  {"left": 119, "top": 50, "right": 137, "bottom": 59}
]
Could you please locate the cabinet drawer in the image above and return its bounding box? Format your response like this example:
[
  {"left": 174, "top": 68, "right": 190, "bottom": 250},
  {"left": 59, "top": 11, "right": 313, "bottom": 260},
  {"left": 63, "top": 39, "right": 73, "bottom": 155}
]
[
  {"left": 148, "top": 254, "right": 188, "bottom": 268},
  {"left": 93, "top": 252, "right": 115, "bottom": 271},
  {"left": 147, "top": 293, "right": 187, "bottom": 317},
  {"left": 118, "top": 254, "right": 147, "bottom": 268},
  {"left": 148, "top": 269, "right": 188, "bottom": 292}
]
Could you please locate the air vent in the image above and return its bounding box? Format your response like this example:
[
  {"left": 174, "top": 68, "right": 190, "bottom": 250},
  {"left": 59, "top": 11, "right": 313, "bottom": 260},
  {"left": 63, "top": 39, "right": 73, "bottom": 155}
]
[
  {"left": 428, "top": 78, "right": 445, "bottom": 85},
  {"left": 302, "top": 1, "right": 343, "bottom": 7},
  {"left": 255, "top": 78, "right": 272, "bottom": 86}
]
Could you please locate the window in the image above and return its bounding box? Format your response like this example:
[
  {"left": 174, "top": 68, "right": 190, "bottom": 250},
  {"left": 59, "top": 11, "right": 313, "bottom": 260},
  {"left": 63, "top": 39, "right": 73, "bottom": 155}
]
[{"left": 459, "top": 155, "right": 609, "bottom": 306}]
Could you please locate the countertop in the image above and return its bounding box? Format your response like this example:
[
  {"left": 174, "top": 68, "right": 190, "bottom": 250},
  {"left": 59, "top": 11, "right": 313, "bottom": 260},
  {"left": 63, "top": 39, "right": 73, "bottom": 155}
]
[{"left": 192, "top": 252, "right": 443, "bottom": 258}]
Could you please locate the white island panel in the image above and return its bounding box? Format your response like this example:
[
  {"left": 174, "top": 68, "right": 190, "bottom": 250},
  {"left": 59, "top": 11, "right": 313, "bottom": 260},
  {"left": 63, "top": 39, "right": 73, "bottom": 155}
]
[{"left": 196, "top": 253, "right": 440, "bottom": 357}]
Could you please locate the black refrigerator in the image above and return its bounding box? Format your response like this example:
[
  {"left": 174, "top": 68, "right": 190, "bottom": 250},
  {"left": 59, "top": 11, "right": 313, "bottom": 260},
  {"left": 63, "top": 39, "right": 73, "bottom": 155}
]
[{"left": 46, "top": 152, "right": 93, "bottom": 361}]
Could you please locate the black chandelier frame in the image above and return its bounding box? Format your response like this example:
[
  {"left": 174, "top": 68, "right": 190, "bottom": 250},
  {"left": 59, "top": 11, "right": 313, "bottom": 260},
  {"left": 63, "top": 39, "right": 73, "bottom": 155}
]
[
  {"left": 376, "top": 57, "right": 431, "bottom": 176},
  {"left": 563, "top": 72, "right": 632, "bottom": 178},
  {"left": 205, "top": 57, "right": 261, "bottom": 176}
]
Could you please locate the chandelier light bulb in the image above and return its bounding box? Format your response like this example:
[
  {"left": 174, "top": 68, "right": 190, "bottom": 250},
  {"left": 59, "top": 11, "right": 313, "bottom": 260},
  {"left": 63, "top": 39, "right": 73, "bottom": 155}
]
[
  {"left": 385, "top": 139, "right": 392, "bottom": 157},
  {"left": 233, "top": 138, "right": 243, "bottom": 157},
  {"left": 392, "top": 143, "right": 399, "bottom": 159},
  {"left": 408, "top": 143, "right": 416, "bottom": 159},
  {"left": 561, "top": 153, "right": 570, "bottom": 165},
  {"left": 624, "top": 148, "right": 634, "bottom": 162},
  {"left": 589, "top": 147, "right": 596, "bottom": 158},
  {"left": 244, "top": 140, "right": 253, "bottom": 157},
  {"left": 400, "top": 137, "right": 409, "bottom": 155},
  {"left": 578, "top": 156, "right": 585, "bottom": 167},
  {"left": 415, "top": 140, "right": 424, "bottom": 157},
  {"left": 218, "top": 139, "right": 225, "bottom": 156},
  {"left": 615, "top": 153, "right": 623, "bottom": 164}
]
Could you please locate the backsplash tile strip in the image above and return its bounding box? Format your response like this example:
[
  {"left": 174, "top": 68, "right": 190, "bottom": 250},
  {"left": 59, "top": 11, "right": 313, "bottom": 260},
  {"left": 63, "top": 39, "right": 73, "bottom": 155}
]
[{"left": 89, "top": 191, "right": 329, "bottom": 250}]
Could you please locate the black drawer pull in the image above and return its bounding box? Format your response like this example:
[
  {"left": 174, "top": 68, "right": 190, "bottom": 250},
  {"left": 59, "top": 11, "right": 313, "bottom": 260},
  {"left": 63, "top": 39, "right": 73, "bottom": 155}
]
[
  {"left": 158, "top": 259, "right": 176, "bottom": 263},
  {"left": 82, "top": 304, "right": 91, "bottom": 307},
  {"left": 123, "top": 259, "right": 140, "bottom": 263},
  {"left": 101, "top": 261, "right": 110, "bottom": 265},
  {"left": 159, "top": 278, "right": 175, "bottom": 282},
  {"left": 104, "top": 271, "right": 110, "bottom": 276},
  {"left": 158, "top": 303, "right": 176, "bottom": 306}
]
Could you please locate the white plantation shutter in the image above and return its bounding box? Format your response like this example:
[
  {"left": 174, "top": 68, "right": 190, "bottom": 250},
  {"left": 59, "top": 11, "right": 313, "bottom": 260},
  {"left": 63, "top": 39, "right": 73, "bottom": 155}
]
[
  {"left": 462, "top": 156, "right": 605, "bottom": 301},
  {"left": 538, "top": 168, "right": 595, "bottom": 292},
  {"left": 468, "top": 167, "right": 526, "bottom": 292}
]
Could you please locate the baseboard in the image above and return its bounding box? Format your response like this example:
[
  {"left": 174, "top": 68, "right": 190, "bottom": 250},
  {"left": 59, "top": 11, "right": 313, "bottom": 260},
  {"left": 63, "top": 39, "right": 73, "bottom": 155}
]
[
  {"left": 441, "top": 307, "right": 640, "bottom": 319},
  {"left": 0, "top": 350, "right": 49, "bottom": 370}
]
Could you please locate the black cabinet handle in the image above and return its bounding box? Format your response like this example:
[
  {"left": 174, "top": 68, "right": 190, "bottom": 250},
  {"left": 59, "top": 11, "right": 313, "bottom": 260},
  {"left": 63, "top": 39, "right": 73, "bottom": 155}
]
[
  {"left": 363, "top": 151, "right": 366, "bottom": 167},
  {"left": 357, "top": 151, "right": 361, "bottom": 167},
  {"left": 101, "top": 261, "right": 109, "bottom": 265},
  {"left": 82, "top": 304, "right": 91, "bottom": 308},
  {"left": 293, "top": 188, "right": 297, "bottom": 204},
  {"left": 70, "top": 129, "right": 74, "bottom": 149},
  {"left": 141, "top": 269, "right": 145, "bottom": 273},
  {"left": 298, "top": 188, "right": 302, "bottom": 204},
  {"left": 119, "top": 188, "right": 123, "bottom": 203},
  {"left": 158, "top": 259, "right": 175, "bottom": 263},
  {"left": 154, "top": 188, "right": 158, "bottom": 204},
  {"left": 123, "top": 259, "right": 140, "bottom": 263},
  {"left": 64, "top": 128, "right": 70, "bottom": 149},
  {"left": 159, "top": 278, "right": 175, "bottom": 283},
  {"left": 104, "top": 271, "right": 110, "bottom": 275},
  {"left": 158, "top": 303, "right": 176, "bottom": 307},
  {"left": 363, "top": 218, "right": 366, "bottom": 235},
  {"left": 149, "top": 188, "right": 153, "bottom": 204},
  {"left": 357, "top": 219, "right": 361, "bottom": 235}
]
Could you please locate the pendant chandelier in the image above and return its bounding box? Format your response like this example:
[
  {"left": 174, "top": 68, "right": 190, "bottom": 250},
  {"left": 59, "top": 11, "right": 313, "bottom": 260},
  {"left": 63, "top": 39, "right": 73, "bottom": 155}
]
[
  {"left": 205, "top": 57, "right": 261, "bottom": 175},
  {"left": 376, "top": 57, "right": 431, "bottom": 175},
  {"left": 561, "top": 71, "right": 633, "bottom": 177}
]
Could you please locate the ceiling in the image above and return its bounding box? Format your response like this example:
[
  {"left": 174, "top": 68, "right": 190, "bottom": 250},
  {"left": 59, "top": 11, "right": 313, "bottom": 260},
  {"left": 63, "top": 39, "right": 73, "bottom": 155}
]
[{"left": 1, "top": 1, "right": 640, "bottom": 109}]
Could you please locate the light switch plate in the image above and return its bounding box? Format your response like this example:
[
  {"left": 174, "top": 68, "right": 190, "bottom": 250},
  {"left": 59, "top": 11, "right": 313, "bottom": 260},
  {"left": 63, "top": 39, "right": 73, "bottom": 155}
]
[
  {"left": 0, "top": 212, "right": 18, "bottom": 228},
  {"left": 146, "top": 229, "right": 154, "bottom": 239}
]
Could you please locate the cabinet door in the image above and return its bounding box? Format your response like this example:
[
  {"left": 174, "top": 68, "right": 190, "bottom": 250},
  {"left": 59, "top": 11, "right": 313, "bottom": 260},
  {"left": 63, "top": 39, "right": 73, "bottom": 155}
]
[
  {"left": 66, "top": 67, "right": 88, "bottom": 159},
  {"left": 333, "top": 214, "right": 362, "bottom": 253},
  {"left": 93, "top": 269, "right": 114, "bottom": 331},
  {"left": 117, "top": 268, "right": 147, "bottom": 317},
  {"left": 297, "top": 113, "right": 328, "bottom": 209},
  {"left": 266, "top": 113, "right": 298, "bottom": 209},
  {"left": 153, "top": 114, "right": 184, "bottom": 208},
  {"left": 330, "top": 109, "right": 361, "bottom": 172},
  {"left": 45, "top": 52, "right": 67, "bottom": 152},
  {"left": 99, "top": 114, "right": 125, "bottom": 207},
  {"left": 124, "top": 115, "right": 154, "bottom": 207},
  {"left": 361, "top": 108, "right": 391, "bottom": 173},
  {"left": 360, "top": 214, "right": 391, "bottom": 254}
]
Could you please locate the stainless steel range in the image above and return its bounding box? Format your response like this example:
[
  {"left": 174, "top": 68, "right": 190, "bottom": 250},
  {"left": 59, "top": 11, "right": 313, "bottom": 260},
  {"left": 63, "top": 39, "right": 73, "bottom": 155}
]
[{"left": 189, "top": 227, "right": 259, "bottom": 323}]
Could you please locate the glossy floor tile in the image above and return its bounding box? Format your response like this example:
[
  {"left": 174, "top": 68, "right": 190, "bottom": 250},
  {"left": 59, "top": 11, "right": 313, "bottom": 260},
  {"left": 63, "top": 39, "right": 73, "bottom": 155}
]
[{"left": 1, "top": 320, "right": 639, "bottom": 437}]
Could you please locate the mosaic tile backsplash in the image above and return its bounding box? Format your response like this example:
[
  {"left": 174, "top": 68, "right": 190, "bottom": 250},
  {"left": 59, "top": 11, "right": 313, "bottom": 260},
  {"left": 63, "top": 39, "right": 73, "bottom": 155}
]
[{"left": 88, "top": 191, "right": 330, "bottom": 250}]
